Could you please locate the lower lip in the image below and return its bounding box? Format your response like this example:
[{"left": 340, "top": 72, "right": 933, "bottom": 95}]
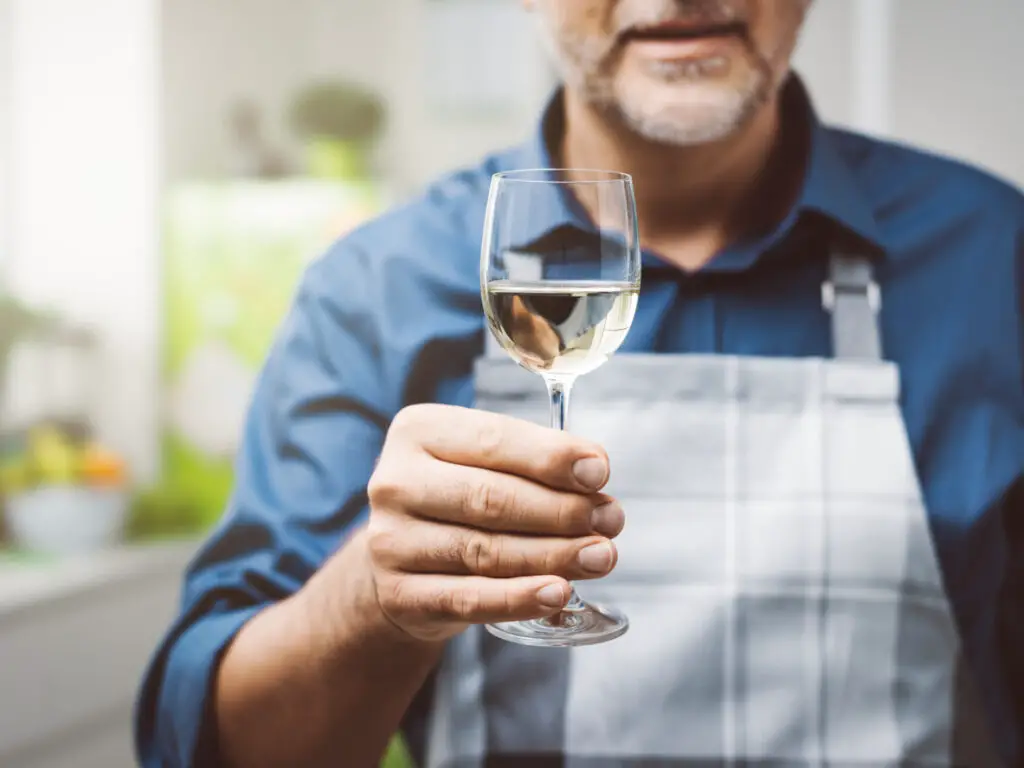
[{"left": 625, "top": 34, "right": 740, "bottom": 60}]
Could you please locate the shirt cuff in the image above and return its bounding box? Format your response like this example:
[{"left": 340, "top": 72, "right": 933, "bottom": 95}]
[{"left": 136, "top": 605, "right": 265, "bottom": 768}]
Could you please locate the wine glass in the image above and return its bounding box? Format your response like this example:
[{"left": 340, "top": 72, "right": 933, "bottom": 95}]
[{"left": 480, "top": 168, "right": 641, "bottom": 647}]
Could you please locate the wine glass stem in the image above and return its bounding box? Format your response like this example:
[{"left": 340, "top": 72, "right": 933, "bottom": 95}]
[{"left": 544, "top": 375, "right": 586, "bottom": 614}]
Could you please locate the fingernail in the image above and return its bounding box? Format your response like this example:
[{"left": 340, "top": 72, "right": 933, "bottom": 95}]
[
  {"left": 573, "top": 457, "right": 608, "bottom": 490},
  {"left": 591, "top": 502, "right": 625, "bottom": 537},
  {"left": 578, "top": 542, "right": 614, "bottom": 574},
  {"left": 537, "top": 583, "right": 568, "bottom": 609}
]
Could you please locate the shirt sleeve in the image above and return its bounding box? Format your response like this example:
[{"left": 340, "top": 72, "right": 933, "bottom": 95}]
[
  {"left": 133, "top": 243, "right": 395, "bottom": 767},
  {"left": 1009, "top": 211, "right": 1024, "bottom": 747}
]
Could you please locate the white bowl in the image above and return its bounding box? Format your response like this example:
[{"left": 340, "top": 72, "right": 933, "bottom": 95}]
[{"left": 5, "top": 487, "right": 128, "bottom": 555}]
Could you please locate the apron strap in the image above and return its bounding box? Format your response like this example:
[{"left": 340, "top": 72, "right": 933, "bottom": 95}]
[{"left": 823, "top": 250, "right": 883, "bottom": 361}]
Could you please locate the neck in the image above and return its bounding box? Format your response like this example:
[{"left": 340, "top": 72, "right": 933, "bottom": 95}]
[{"left": 560, "top": 88, "right": 791, "bottom": 271}]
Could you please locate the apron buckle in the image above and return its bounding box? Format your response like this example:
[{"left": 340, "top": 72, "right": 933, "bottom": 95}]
[{"left": 821, "top": 280, "right": 881, "bottom": 313}]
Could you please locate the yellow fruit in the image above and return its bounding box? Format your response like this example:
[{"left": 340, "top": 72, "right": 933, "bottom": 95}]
[
  {"left": 27, "top": 426, "right": 78, "bottom": 485},
  {"left": 0, "top": 459, "right": 29, "bottom": 494}
]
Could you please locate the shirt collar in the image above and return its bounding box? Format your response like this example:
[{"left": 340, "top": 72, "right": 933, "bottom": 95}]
[
  {"left": 495, "top": 75, "right": 885, "bottom": 268},
  {"left": 796, "top": 83, "right": 885, "bottom": 250}
]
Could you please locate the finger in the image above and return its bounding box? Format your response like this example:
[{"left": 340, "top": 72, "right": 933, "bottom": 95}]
[
  {"left": 392, "top": 459, "right": 624, "bottom": 537},
  {"left": 384, "top": 574, "right": 574, "bottom": 625},
  {"left": 374, "top": 518, "right": 618, "bottom": 580},
  {"left": 390, "top": 404, "right": 610, "bottom": 493}
]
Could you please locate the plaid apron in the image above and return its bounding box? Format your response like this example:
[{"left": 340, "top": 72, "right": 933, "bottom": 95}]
[{"left": 424, "top": 253, "right": 1001, "bottom": 767}]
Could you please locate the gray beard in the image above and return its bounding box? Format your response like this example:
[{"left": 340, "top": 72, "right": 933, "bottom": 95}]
[
  {"left": 608, "top": 63, "right": 767, "bottom": 146},
  {"left": 614, "top": 97, "right": 755, "bottom": 147}
]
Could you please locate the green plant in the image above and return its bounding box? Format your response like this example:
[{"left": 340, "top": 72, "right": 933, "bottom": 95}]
[
  {"left": 288, "top": 81, "right": 386, "bottom": 145},
  {"left": 127, "top": 484, "right": 207, "bottom": 540},
  {"left": 381, "top": 735, "right": 413, "bottom": 768},
  {"left": 0, "top": 294, "right": 56, "bottom": 339}
]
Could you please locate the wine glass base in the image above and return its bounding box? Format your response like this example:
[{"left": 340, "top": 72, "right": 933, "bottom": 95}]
[{"left": 486, "top": 602, "right": 628, "bottom": 647}]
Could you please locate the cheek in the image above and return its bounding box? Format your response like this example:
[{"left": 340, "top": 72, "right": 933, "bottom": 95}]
[
  {"left": 548, "top": 0, "right": 602, "bottom": 25},
  {"left": 750, "top": 0, "right": 805, "bottom": 63},
  {"left": 545, "top": 0, "right": 607, "bottom": 30}
]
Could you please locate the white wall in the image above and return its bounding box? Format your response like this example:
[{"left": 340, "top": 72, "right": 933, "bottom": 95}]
[
  {"left": 792, "top": 0, "right": 858, "bottom": 130},
  {"left": 891, "top": 0, "right": 1024, "bottom": 187},
  {"left": 6, "top": 0, "right": 161, "bottom": 481},
  {"left": 797, "top": 0, "right": 1023, "bottom": 189},
  {"left": 0, "top": 0, "right": 12, "bottom": 274}
]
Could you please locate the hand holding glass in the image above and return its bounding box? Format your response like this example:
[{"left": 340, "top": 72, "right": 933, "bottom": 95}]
[{"left": 480, "top": 169, "right": 641, "bottom": 647}]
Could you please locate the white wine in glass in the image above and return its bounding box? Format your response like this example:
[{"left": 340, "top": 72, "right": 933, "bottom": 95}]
[
  {"left": 480, "top": 169, "right": 641, "bottom": 647},
  {"left": 485, "top": 280, "right": 639, "bottom": 377}
]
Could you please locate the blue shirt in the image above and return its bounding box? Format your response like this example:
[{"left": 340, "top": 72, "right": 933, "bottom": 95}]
[{"left": 134, "top": 79, "right": 1024, "bottom": 766}]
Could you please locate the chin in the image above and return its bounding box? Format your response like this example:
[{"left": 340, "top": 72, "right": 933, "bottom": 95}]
[{"left": 611, "top": 78, "right": 757, "bottom": 146}]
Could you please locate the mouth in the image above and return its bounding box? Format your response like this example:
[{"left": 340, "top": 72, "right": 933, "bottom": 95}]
[{"left": 620, "top": 20, "right": 747, "bottom": 44}]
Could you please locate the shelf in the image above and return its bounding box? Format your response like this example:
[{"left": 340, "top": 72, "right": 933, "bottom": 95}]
[
  {"left": 0, "top": 541, "right": 196, "bottom": 620},
  {"left": 0, "top": 541, "right": 199, "bottom": 768}
]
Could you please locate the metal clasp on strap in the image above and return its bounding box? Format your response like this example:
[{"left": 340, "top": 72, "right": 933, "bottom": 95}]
[
  {"left": 823, "top": 251, "right": 884, "bottom": 361},
  {"left": 821, "top": 279, "right": 881, "bottom": 314}
]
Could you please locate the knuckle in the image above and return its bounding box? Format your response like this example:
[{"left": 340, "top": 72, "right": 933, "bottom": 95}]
[
  {"left": 447, "top": 587, "right": 483, "bottom": 620},
  {"left": 553, "top": 493, "right": 588, "bottom": 532},
  {"left": 463, "top": 481, "right": 490, "bottom": 518},
  {"left": 365, "top": 520, "right": 401, "bottom": 565},
  {"left": 543, "top": 540, "right": 575, "bottom": 574},
  {"left": 370, "top": 463, "right": 431, "bottom": 515},
  {"left": 367, "top": 468, "right": 405, "bottom": 510},
  {"left": 463, "top": 531, "right": 501, "bottom": 574},
  {"left": 467, "top": 478, "right": 518, "bottom": 527},
  {"left": 502, "top": 586, "right": 516, "bottom": 616},
  {"left": 498, "top": 486, "right": 521, "bottom": 525},
  {"left": 462, "top": 479, "right": 501, "bottom": 521},
  {"left": 475, "top": 418, "right": 504, "bottom": 459},
  {"left": 389, "top": 405, "right": 419, "bottom": 433},
  {"left": 390, "top": 403, "right": 436, "bottom": 436}
]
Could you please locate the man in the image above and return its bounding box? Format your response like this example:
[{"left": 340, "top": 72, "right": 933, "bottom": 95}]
[{"left": 136, "top": 1, "right": 1023, "bottom": 766}]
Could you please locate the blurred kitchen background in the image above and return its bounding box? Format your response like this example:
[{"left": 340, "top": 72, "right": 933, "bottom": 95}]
[{"left": 0, "top": 1, "right": 1020, "bottom": 766}]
